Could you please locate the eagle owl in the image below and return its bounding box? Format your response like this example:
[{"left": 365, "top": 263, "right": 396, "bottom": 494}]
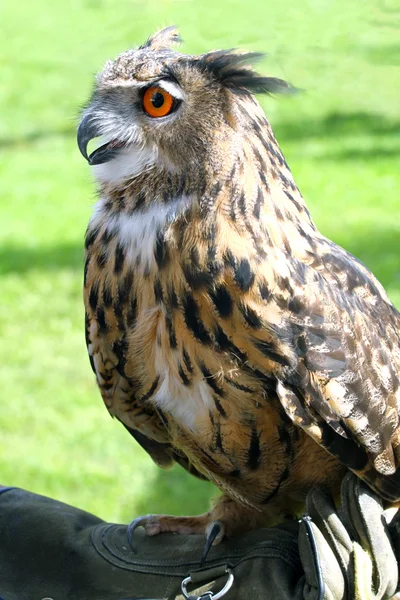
[{"left": 78, "top": 27, "right": 400, "bottom": 541}]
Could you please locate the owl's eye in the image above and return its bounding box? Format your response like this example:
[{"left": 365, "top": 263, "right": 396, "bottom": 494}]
[{"left": 142, "top": 86, "right": 177, "bottom": 118}]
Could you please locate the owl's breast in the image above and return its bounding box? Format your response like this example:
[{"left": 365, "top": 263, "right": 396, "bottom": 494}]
[
  {"left": 122, "top": 302, "right": 219, "bottom": 431},
  {"left": 85, "top": 198, "right": 341, "bottom": 510}
]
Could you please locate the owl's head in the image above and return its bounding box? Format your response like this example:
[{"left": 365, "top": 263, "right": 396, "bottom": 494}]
[{"left": 78, "top": 27, "right": 290, "bottom": 185}]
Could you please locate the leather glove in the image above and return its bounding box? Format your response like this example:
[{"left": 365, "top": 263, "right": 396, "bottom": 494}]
[
  {"left": 0, "top": 476, "right": 398, "bottom": 600},
  {"left": 298, "top": 472, "right": 398, "bottom": 600}
]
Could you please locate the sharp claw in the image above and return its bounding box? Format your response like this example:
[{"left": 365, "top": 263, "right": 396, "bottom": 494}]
[
  {"left": 127, "top": 514, "right": 153, "bottom": 552},
  {"left": 200, "top": 520, "right": 225, "bottom": 565}
]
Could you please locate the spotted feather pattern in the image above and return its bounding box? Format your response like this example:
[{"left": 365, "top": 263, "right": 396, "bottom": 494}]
[{"left": 82, "top": 29, "right": 400, "bottom": 532}]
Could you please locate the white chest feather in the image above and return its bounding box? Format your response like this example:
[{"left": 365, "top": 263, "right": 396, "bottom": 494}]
[
  {"left": 147, "top": 319, "right": 214, "bottom": 430},
  {"left": 90, "top": 196, "right": 192, "bottom": 270},
  {"left": 153, "top": 347, "right": 215, "bottom": 431}
]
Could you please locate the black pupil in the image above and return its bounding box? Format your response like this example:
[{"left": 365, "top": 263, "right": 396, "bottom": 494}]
[{"left": 151, "top": 91, "right": 165, "bottom": 109}]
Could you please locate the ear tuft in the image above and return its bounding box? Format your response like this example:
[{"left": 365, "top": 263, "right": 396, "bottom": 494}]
[
  {"left": 198, "top": 50, "right": 294, "bottom": 96},
  {"left": 140, "top": 26, "right": 182, "bottom": 51}
]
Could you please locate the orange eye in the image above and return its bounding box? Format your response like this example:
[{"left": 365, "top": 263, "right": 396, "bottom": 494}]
[{"left": 142, "top": 86, "right": 175, "bottom": 118}]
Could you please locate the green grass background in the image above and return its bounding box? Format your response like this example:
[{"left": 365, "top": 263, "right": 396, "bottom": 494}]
[{"left": 1, "top": 0, "right": 399, "bottom": 523}]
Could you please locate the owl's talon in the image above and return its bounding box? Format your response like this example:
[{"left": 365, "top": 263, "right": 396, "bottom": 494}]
[
  {"left": 127, "top": 514, "right": 161, "bottom": 552},
  {"left": 200, "top": 520, "right": 225, "bottom": 565}
]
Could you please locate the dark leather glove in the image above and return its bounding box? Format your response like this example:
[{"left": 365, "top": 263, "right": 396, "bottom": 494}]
[
  {"left": 0, "top": 485, "right": 301, "bottom": 600},
  {"left": 0, "top": 476, "right": 398, "bottom": 600}
]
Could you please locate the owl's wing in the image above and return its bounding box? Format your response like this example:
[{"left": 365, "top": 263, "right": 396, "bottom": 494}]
[
  {"left": 119, "top": 422, "right": 174, "bottom": 469},
  {"left": 241, "top": 244, "right": 400, "bottom": 501},
  {"left": 120, "top": 422, "right": 207, "bottom": 479}
]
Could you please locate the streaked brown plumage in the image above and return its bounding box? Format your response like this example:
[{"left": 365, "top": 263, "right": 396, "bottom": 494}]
[{"left": 78, "top": 27, "right": 400, "bottom": 538}]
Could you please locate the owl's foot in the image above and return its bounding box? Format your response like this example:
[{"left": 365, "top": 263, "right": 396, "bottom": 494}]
[
  {"left": 127, "top": 496, "right": 268, "bottom": 554},
  {"left": 127, "top": 512, "right": 225, "bottom": 553}
]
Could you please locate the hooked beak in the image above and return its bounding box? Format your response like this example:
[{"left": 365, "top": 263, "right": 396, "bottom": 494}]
[{"left": 77, "top": 114, "right": 125, "bottom": 165}]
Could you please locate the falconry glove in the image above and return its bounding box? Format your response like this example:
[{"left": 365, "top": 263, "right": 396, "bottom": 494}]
[
  {"left": 299, "top": 473, "right": 399, "bottom": 600},
  {"left": 0, "top": 476, "right": 398, "bottom": 600}
]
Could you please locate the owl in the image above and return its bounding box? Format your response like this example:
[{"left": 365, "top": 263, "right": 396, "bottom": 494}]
[{"left": 78, "top": 27, "right": 400, "bottom": 544}]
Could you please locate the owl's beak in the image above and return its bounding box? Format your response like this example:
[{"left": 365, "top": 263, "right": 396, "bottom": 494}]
[
  {"left": 77, "top": 115, "right": 124, "bottom": 166},
  {"left": 77, "top": 115, "right": 98, "bottom": 162}
]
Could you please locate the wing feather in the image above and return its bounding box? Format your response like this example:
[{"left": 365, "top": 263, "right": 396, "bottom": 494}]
[
  {"left": 252, "top": 242, "right": 400, "bottom": 499},
  {"left": 120, "top": 422, "right": 208, "bottom": 479}
]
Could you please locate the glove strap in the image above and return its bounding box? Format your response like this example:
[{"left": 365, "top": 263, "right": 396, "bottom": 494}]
[
  {"left": 301, "top": 515, "right": 325, "bottom": 600},
  {"left": 181, "top": 566, "right": 234, "bottom": 600}
]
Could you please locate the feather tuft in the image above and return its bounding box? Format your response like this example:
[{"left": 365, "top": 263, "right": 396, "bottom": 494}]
[
  {"left": 139, "top": 26, "right": 182, "bottom": 51},
  {"left": 197, "top": 49, "right": 295, "bottom": 95}
]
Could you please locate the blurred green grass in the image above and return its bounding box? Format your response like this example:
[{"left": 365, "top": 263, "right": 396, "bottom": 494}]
[{"left": 1, "top": 0, "right": 399, "bottom": 522}]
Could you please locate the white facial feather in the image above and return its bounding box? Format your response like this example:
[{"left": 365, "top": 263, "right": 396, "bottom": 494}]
[
  {"left": 156, "top": 79, "right": 184, "bottom": 101},
  {"left": 91, "top": 145, "right": 157, "bottom": 184},
  {"left": 87, "top": 76, "right": 183, "bottom": 186}
]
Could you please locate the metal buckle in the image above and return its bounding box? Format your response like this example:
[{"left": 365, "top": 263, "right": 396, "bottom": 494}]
[{"left": 181, "top": 567, "right": 234, "bottom": 600}]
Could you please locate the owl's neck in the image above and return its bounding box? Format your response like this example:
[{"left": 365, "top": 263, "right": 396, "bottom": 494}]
[
  {"left": 90, "top": 107, "right": 317, "bottom": 262},
  {"left": 210, "top": 112, "right": 318, "bottom": 257}
]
